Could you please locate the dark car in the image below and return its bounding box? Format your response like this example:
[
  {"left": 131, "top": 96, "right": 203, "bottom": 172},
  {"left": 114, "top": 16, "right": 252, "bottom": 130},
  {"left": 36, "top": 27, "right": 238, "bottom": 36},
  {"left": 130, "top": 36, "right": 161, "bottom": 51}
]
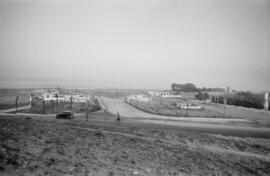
[{"left": 56, "top": 112, "right": 74, "bottom": 119}]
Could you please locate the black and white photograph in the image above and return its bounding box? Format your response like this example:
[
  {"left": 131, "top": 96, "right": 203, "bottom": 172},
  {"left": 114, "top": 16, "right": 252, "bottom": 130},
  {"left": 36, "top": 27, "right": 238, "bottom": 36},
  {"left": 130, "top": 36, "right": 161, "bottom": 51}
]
[{"left": 0, "top": 0, "right": 270, "bottom": 175}]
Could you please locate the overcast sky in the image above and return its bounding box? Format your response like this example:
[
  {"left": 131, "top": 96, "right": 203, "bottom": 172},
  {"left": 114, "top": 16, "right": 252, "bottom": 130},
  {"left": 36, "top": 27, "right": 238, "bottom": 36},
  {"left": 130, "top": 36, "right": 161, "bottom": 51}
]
[{"left": 0, "top": 0, "right": 269, "bottom": 91}]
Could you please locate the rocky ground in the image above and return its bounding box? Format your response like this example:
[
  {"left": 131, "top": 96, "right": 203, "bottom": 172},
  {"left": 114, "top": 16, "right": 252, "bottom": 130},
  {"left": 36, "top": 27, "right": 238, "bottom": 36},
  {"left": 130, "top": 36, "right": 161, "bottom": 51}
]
[{"left": 0, "top": 115, "right": 270, "bottom": 176}]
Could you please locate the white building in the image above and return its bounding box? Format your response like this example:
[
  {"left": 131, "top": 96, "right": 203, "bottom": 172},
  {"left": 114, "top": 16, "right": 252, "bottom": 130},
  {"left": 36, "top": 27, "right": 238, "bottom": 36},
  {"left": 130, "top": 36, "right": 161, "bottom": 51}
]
[
  {"left": 148, "top": 91, "right": 162, "bottom": 97},
  {"left": 41, "top": 92, "right": 88, "bottom": 103},
  {"left": 176, "top": 103, "right": 202, "bottom": 110},
  {"left": 42, "top": 91, "right": 59, "bottom": 101},
  {"left": 126, "top": 94, "right": 151, "bottom": 102},
  {"left": 161, "top": 94, "right": 182, "bottom": 98},
  {"left": 148, "top": 91, "right": 182, "bottom": 98},
  {"left": 72, "top": 95, "right": 89, "bottom": 103}
]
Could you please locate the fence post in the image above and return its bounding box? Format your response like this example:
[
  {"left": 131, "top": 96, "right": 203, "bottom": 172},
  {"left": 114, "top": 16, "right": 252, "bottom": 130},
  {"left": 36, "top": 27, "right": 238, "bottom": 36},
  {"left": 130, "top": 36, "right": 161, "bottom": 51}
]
[
  {"left": 56, "top": 94, "right": 58, "bottom": 114},
  {"left": 15, "top": 96, "right": 19, "bottom": 114},
  {"left": 43, "top": 98, "right": 45, "bottom": 114},
  {"left": 186, "top": 101, "right": 189, "bottom": 117},
  {"left": 30, "top": 94, "right": 33, "bottom": 113},
  {"left": 223, "top": 98, "right": 227, "bottom": 117},
  {"left": 117, "top": 111, "right": 120, "bottom": 121},
  {"left": 70, "top": 96, "right": 73, "bottom": 112},
  {"left": 86, "top": 100, "right": 89, "bottom": 122},
  {"left": 52, "top": 101, "right": 54, "bottom": 114}
]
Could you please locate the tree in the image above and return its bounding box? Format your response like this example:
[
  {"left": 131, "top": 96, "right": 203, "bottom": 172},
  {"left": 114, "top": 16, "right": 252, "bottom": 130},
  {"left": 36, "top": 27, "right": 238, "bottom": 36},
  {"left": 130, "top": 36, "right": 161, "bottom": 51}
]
[
  {"left": 195, "top": 91, "right": 209, "bottom": 101},
  {"left": 171, "top": 83, "right": 177, "bottom": 91},
  {"left": 171, "top": 83, "right": 198, "bottom": 92},
  {"left": 202, "top": 87, "right": 206, "bottom": 92}
]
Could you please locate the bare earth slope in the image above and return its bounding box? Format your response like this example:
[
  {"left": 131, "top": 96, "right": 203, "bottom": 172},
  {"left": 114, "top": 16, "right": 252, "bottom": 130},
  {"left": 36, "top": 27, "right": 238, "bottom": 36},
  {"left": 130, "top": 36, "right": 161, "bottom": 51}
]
[{"left": 0, "top": 115, "right": 270, "bottom": 176}]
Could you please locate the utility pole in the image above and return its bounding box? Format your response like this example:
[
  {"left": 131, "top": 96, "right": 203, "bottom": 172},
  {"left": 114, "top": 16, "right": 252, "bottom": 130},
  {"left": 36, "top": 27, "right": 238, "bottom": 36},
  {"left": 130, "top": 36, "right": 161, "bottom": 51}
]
[
  {"left": 56, "top": 94, "right": 58, "bottom": 114},
  {"left": 62, "top": 102, "right": 64, "bottom": 112},
  {"left": 86, "top": 100, "right": 89, "bottom": 122},
  {"left": 52, "top": 101, "right": 54, "bottom": 114},
  {"left": 15, "top": 96, "right": 19, "bottom": 114},
  {"left": 185, "top": 101, "right": 189, "bottom": 117},
  {"left": 70, "top": 96, "right": 73, "bottom": 112},
  {"left": 223, "top": 98, "right": 227, "bottom": 117},
  {"left": 265, "top": 92, "right": 269, "bottom": 110},
  {"left": 115, "top": 89, "right": 119, "bottom": 98},
  {"left": 43, "top": 98, "right": 45, "bottom": 114},
  {"left": 30, "top": 94, "right": 33, "bottom": 113},
  {"left": 224, "top": 87, "right": 229, "bottom": 117}
]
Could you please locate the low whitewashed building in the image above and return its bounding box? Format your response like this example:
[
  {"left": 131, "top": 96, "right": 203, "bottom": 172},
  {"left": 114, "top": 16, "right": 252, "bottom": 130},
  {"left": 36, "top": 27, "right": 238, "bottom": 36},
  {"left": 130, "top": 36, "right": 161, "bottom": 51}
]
[
  {"left": 176, "top": 103, "right": 202, "bottom": 110},
  {"left": 161, "top": 94, "right": 182, "bottom": 98},
  {"left": 148, "top": 91, "right": 162, "bottom": 97},
  {"left": 42, "top": 91, "right": 59, "bottom": 101},
  {"left": 41, "top": 92, "right": 88, "bottom": 103},
  {"left": 126, "top": 94, "right": 151, "bottom": 102},
  {"left": 72, "top": 95, "right": 89, "bottom": 103},
  {"left": 42, "top": 91, "right": 58, "bottom": 99},
  {"left": 148, "top": 91, "right": 182, "bottom": 98}
]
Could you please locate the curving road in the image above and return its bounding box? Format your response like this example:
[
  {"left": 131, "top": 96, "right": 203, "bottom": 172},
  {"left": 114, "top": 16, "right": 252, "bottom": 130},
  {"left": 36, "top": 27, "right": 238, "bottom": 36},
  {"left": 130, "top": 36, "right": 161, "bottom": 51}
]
[
  {"left": 97, "top": 96, "right": 249, "bottom": 123},
  {"left": 96, "top": 96, "right": 270, "bottom": 138}
]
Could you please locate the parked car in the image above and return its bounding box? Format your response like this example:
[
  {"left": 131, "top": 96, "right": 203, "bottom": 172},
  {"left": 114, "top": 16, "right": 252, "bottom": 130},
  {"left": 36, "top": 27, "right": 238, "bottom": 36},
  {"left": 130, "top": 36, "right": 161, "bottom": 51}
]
[{"left": 56, "top": 111, "right": 74, "bottom": 119}]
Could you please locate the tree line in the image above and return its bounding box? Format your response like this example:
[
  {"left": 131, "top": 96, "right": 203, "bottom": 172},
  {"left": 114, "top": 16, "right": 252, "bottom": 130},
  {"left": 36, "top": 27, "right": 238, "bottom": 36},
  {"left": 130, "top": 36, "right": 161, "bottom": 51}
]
[
  {"left": 171, "top": 83, "right": 225, "bottom": 93},
  {"left": 212, "top": 92, "right": 265, "bottom": 109},
  {"left": 171, "top": 83, "right": 266, "bottom": 109}
]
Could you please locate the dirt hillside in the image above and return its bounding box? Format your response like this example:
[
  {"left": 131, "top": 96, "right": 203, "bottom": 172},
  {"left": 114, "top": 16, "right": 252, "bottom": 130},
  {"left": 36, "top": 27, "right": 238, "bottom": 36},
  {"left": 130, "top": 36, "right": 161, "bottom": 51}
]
[{"left": 0, "top": 115, "right": 270, "bottom": 176}]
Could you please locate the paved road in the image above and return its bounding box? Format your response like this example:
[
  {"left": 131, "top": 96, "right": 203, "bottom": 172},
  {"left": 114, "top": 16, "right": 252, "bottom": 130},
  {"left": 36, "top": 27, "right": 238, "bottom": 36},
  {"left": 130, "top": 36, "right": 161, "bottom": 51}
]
[
  {"left": 0, "top": 111, "right": 270, "bottom": 138},
  {"left": 97, "top": 97, "right": 249, "bottom": 123},
  {"left": 1, "top": 97, "right": 269, "bottom": 138},
  {"left": 0, "top": 105, "right": 31, "bottom": 113}
]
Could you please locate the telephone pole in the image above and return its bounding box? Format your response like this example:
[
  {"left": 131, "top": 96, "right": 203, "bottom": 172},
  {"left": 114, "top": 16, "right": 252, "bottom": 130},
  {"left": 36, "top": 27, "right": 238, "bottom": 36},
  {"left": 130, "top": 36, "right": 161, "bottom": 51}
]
[
  {"left": 56, "top": 94, "right": 59, "bottom": 114},
  {"left": 15, "top": 96, "right": 19, "bottom": 114},
  {"left": 52, "top": 101, "right": 54, "bottom": 114},
  {"left": 70, "top": 96, "right": 73, "bottom": 112},
  {"left": 265, "top": 92, "right": 269, "bottom": 110},
  {"left": 115, "top": 89, "right": 119, "bottom": 98},
  {"left": 86, "top": 99, "right": 89, "bottom": 121},
  {"left": 30, "top": 94, "right": 33, "bottom": 113},
  {"left": 43, "top": 98, "right": 45, "bottom": 114},
  {"left": 223, "top": 98, "right": 227, "bottom": 117},
  {"left": 185, "top": 100, "right": 189, "bottom": 117}
]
